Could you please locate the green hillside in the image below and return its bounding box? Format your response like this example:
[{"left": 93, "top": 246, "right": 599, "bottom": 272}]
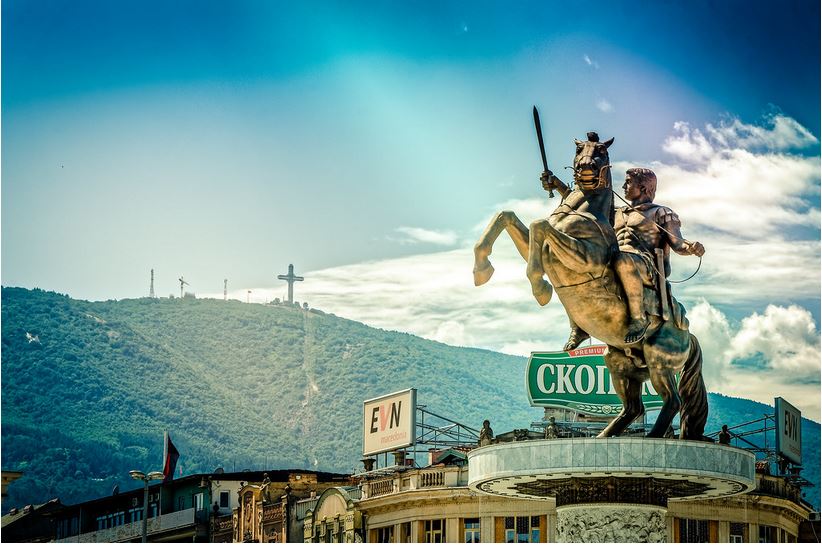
[{"left": 2, "top": 287, "right": 819, "bottom": 510}]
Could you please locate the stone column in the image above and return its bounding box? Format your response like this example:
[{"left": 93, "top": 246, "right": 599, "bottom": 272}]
[
  {"left": 555, "top": 504, "right": 666, "bottom": 543},
  {"left": 410, "top": 520, "right": 420, "bottom": 543},
  {"left": 718, "top": 520, "right": 730, "bottom": 542},
  {"left": 446, "top": 518, "right": 460, "bottom": 542},
  {"left": 480, "top": 515, "right": 494, "bottom": 543}
]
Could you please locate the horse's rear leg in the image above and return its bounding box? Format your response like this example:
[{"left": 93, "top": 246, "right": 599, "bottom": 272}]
[
  {"left": 646, "top": 367, "right": 680, "bottom": 438},
  {"left": 598, "top": 348, "right": 645, "bottom": 437},
  {"left": 473, "top": 211, "right": 528, "bottom": 286}
]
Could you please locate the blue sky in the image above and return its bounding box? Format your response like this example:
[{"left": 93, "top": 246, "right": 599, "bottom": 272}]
[{"left": 3, "top": 1, "right": 820, "bottom": 415}]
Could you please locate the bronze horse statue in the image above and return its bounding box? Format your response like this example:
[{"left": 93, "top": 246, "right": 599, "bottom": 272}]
[{"left": 473, "top": 135, "right": 708, "bottom": 439}]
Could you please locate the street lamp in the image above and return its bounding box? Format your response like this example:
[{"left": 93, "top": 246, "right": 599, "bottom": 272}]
[{"left": 129, "top": 470, "right": 165, "bottom": 543}]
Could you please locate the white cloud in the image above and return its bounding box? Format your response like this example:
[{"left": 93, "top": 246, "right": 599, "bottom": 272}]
[
  {"left": 706, "top": 114, "right": 818, "bottom": 151},
  {"left": 688, "top": 300, "right": 820, "bottom": 417},
  {"left": 596, "top": 99, "right": 613, "bottom": 113},
  {"left": 432, "top": 320, "right": 472, "bottom": 347},
  {"left": 394, "top": 226, "right": 458, "bottom": 246},
  {"left": 583, "top": 54, "right": 599, "bottom": 69},
  {"left": 661, "top": 121, "right": 715, "bottom": 163},
  {"left": 729, "top": 304, "right": 820, "bottom": 374}
]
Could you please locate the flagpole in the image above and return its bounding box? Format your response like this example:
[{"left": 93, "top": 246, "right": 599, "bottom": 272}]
[
  {"left": 163, "top": 430, "right": 168, "bottom": 473},
  {"left": 160, "top": 430, "right": 168, "bottom": 516}
]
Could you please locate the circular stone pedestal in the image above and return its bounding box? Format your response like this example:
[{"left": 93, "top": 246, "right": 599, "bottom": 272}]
[{"left": 468, "top": 438, "right": 755, "bottom": 543}]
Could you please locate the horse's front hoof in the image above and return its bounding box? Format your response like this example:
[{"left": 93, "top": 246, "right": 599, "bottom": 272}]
[
  {"left": 473, "top": 260, "right": 495, "bottom": 286},
  {"left": 531, "top": 280, "right": 553, "bottom": 306},
  {"left": 563, "top": 329, "right": 590, "bottom": 352}
]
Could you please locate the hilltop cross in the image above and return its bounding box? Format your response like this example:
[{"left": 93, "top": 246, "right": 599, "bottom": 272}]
[{"left": 277, "top": 264, "right": 304, "bottom": 304}]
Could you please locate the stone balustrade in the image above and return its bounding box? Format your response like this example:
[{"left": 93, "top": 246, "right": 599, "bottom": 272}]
[{"left": 361, "top": 466, "right": 467, "bottom": 499}]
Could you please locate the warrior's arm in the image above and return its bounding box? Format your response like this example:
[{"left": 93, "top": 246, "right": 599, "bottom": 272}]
[
  {"left": 660, "top": 212, "right": 705, "bottom": 256},
  {"left": 540, "top": 170, "right": 572, "bottom": 199}
]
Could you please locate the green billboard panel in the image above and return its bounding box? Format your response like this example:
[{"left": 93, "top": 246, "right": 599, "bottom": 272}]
[{"left": 526, "top": 345, "right": 668, "bottom": 417}]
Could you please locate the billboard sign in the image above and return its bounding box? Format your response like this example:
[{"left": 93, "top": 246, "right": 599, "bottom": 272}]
[
  {"left": 526, "top": 345, "right": 670, "bottom": 416},
  {"left": 362, "top": 388, "right": 416, "bottom": 457},
  {"left": 775, "top": 397, "right": 801, "bottom": 465}
]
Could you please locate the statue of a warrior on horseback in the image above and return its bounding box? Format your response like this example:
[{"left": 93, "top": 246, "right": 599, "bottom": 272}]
[{"left": 473, "top": 118, "right": 709, "bottom": 440}]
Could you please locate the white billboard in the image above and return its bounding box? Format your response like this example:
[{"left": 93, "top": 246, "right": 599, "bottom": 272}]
[
  {"left": 775, "top": 397, "right": 801, "bottom": 465},
  {"left": 362, "top": 388, "right": 416, "bottom": 457}
]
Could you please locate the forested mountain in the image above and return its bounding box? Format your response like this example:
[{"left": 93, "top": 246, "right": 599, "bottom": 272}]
[{"left": 2, "top": 287, "right": 819, "bottom": 510}]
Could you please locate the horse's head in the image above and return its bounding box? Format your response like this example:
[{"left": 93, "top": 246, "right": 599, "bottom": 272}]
[{"left": 572, "top": 132, "right": 613, "bottom": 192}]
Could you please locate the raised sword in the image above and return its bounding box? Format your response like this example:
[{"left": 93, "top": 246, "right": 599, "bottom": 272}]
[{"left": 532, "top": 106, "right": 554, "bottom": 198}]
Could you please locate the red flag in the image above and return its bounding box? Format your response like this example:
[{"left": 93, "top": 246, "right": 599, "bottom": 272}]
[{"left": 163, "top": 431, "right": 180, "bottom": 482}]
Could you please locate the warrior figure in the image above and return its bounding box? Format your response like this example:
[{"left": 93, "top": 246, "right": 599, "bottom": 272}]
[{"left": 561, "top": 167, "right": 704, "bottom": 348}]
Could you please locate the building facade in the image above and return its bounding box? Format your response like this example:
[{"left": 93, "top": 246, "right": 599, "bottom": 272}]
[
  {"left": 314, "top": 452, "right": 814, "bottom": 544},
  {"left": 49, "top": 470, "right": 350, "bottom": 543}
]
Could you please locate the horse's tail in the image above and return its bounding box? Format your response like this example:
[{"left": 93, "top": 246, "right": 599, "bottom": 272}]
[{"left": 679, "top": 334, "right": 708, "bottom": 440}]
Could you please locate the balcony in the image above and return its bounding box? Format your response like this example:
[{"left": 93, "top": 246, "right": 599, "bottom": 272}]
[
  {"left": 361, "top": 466, "right": 466, "bottom": 499},
  {"left": 56, "top": 508, "right": 197, "bottom": 543},
  {"left": 755, "top": 475, "right": 802, "bottom": 504}
]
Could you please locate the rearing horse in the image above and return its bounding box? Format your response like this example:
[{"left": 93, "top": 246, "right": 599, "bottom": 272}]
[{"left": 473, "top": 134, "right": 708, "bottom": 439}]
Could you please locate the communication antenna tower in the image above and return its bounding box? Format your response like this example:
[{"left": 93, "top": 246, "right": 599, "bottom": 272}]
[
  {"left": 179, "top": 277, "right": 189, "bottom": 299},
  {"left": 247, "top": 290, "right": 251, "bottom": 304},
  {"left": 149, "top": 269, "right": 156, "bottom": 298},
  {"left": 224, "top": 279, "right": 228, "bottom": 301}
]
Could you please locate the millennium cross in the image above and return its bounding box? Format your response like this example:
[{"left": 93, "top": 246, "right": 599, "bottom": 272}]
[{"left": 277, "top": 264, "right": 304, "bottom": 304}]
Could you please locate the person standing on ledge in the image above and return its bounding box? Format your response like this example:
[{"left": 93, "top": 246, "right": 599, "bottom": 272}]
[{"left": 544, "top": 167, "right": 705, "bottom": 348}]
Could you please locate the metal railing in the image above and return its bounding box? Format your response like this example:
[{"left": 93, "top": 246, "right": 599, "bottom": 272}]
[{"left": 56, "top": 508, "right": 196, "bottom": 543}]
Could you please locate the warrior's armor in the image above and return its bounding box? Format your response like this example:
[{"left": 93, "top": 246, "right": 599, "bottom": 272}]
[{"left": 614, "top": 203, "right": 682, "bottom": 282}]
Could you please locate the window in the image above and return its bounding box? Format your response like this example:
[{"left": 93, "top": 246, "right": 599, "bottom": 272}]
[
  {"left": 464, "top": 518, "right": 480, "bottom": 543},
  {"left": 424, "top": 519, "right": 445, "bottom": 543},
  {"left": 376, "top": 526, "right": 395, "bottom": 543},
  {"left": 399, "top": 522, "right": 412, "bottom": 543},
  {"left": 729, "top": 522, "right": 745, "bottom": 543},
  {"left": 194, "top": 492, "right": 204, "bottom": 511},
  {"left": 220, "top": 491, "right": 230, "bottom": 508},
  {"left": 57, "top": 519, "right": 69, "bottom": 539},
  {"left": 178, "top": 496, "right": 186, "bottom": 511},
  {"left": 504, "top": 516, "right": 540, "bottom": 543},
  {"left": 679, "top": 519, "right": 709, "bottom": 543},
  {"left": 759, "top": 525, "right": 776, "bottom": 543}
]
